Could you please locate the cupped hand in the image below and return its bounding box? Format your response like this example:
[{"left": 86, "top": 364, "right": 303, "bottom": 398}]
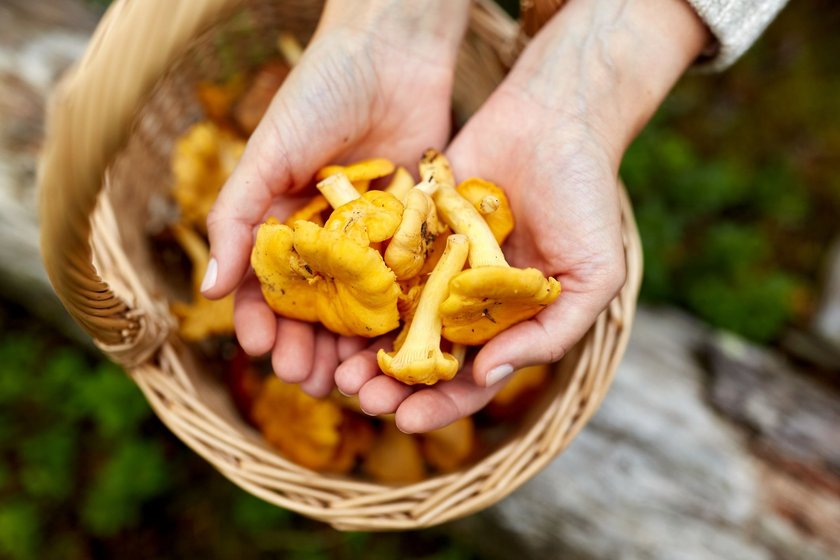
[
  {"left": 203, "top": 0, "right": 470, "bottom": 396},
  {"left": 337, "top": 0, "right": 709, "bottom": 431}
]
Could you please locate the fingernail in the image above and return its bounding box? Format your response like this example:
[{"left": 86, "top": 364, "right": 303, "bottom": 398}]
[
  {"left": 200, "top": 258, "right": 218, "bottom": 293},
  {"left": 486, "top": 363, "right": 514, "bottom": 386}
]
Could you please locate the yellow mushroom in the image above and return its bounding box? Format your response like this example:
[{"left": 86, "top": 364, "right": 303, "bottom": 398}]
[
  {"left": 170, "top": 224, "right": 235, "bottom": 340},
  {"left": 362, "top": 422, "right": 426, "bottom": 484},
  {"left": 377, "top": 234, "right": 469, "bottom": 385},
  {"left": 383, "top": 166, "right": 416, "bottom": 201},
  {"left": 252, "top": 377, "right": 343, "bottom": 470},
  {"left": 316, "top": 158, "right": 395, "bottom": 183},
  {"left": 384, "top": 188, "right": 449, "bottom": 281},
  {"left": 292, "top": 220, "right": 401, "bottom": 337},
  {"left": 419, "top": 149, "right": 561, "bottom": 345},
  {"left": 250, "top": 218, "right": 320, "bottom": 323},
  {"left": 171, "top": 122, "right": 245, "bottom": 233},
  {"left": 317, "top": 172, "right": 404, "bottom": 245},
  {"left": 285, "top": 158, "right": 391, "bottom": 227},
  {"left": 397, "top": 275, "right": 426, "bottom": 323},
  {"left": 456, "top": 178, "right": 514, "bottom": 245},
  {"left": 488, "top": 364, "right": 551, "bottom": 419},
  {"left": 422, "top": 417, "right": 475, "bottom": 472},
  {"left": 195, "top": 74, "right": 246, "bottom": 125},
  {"left": 328, "top": 411, "right": 376, "bottom": 474}
]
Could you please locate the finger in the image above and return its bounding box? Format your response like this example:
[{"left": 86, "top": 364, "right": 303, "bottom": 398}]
[
  {"left": 272, "top": 318, "right": 316, "bottom": 383},
  {"left": 300, "top": 328, "right": 338, "bottom": 398},
  {"left": 358, "top": 376, "right": 413, "bottom": 416},
  {"left": 233, "top": 275, "right": 276, "bottom": 356},
  {"left": 394, "top": 368, "right": 499, "bottom": 433},
  {"left": 334, "top": 336, "right": 394, "bottom": 396},
  {"left": 337, "top": 336, "right": 369, "bottom": 362},
  {"left": 203, "top": 63, "right": 356, "bottom": 300},
  {"left": 473, "top": 271, "right": 625, "bottom": 388}
]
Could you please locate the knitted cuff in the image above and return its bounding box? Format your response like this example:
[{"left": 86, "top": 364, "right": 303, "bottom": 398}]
[{"left": 685, "top": 0, "right": 789, "bottom": 70}]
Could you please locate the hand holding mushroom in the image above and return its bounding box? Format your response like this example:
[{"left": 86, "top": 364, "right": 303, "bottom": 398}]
[
  {"left": 202, "top": 0, "right": 472, "bottom": 398},
  {"left": 334, "top": 0, "right": 708, "bottom": 432}
]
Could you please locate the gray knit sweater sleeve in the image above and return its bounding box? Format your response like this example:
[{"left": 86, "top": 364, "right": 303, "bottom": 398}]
[{"left": 685, "top": 0, "right": 789, "bottom": 69}]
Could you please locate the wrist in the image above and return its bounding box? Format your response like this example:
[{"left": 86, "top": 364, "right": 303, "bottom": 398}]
[
  {"left": 318, "top": 0, "right": 471, "bottom": 63},
  {"left": 504, "top": 0, "right": 710, "bottom": 162}
]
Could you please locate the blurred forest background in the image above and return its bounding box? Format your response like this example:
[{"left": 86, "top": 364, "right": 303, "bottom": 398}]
[{"left": 1, "top": 0, "right": 838, "bottom": 558}]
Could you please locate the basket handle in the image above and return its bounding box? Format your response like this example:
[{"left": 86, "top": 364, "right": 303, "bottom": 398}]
[
  {"left": 521, "top": 0, "right": 567, "bottom": 36},
  {"left": 39, "top": 0, "right": 239, "bottom": 355}
]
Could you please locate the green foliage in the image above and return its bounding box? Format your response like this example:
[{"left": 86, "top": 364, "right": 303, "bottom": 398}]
[
  {"left": 81, "top": 440, "right": 170, "bottom": 536},
  {"left": 0, "top": 315, "right": 477, "bottom": 559},
  {"left": 0, "top": 501, "right": 40, "bottom": 560},
  {"left": 621, "top": 0, "right": 839, "bottom": 342}
]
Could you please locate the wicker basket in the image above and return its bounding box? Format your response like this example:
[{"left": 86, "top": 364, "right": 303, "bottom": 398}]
[{"left": 38, "top": 0, "right": 642, "bottom": 530}]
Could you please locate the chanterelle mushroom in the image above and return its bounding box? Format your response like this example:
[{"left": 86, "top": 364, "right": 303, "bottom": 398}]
[
  {"left": 285, "top": 158, "right": 392, "bottom": 227},
  {"left": 171, "top": 122, "right": 244, "bottom": 233},
  {"left": 377, "top": 234, "right": 469, "bottom": 385},
  {"left": 362, "top": 422, "right": 426, "bottom": 484},
  {"left": 422, "top": 417, "right": 475, "bottom": 472},
  {"left": 251, "top": 218, "right": 320, "bottom": 323},
  {"left": 383, "top": 166, "right": 415, "bottom": 201},
  {"left": 170, "top": 224, "right": 234, "bottom": 340},
  {"left": 456, "top": 178, "right": 514, "bottom": 245},
  {"left": 252, "top": 377, "right": 343, "bottom": 470},
  {"left": 383, "top": 187, "right": 449, "bottom": 281},
  {"left": 318, "top": 173, "right": 404, "bottom": 245},
  {"left": 419, "top": 149, "right": 561, "bottom": 345},
  {"left": 293, "top": 220, "right": 401, "bottom": 337}
]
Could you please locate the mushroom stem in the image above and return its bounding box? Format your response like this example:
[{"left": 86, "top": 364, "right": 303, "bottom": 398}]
[
  {"left": 171, "top": 224, "right": 211, "bottom": 291},
  {"left": 433, "top": 184, "right": 508, "bottom": 268},
  {"left": 384, "top": 167, "right": 416, "bottom": 201},
  {"left": 384, "top": 187, "right": 447, "bottom": 280},
  {"left": 377, "top": 235, "right": 469, "bottom": 384},
  {"left": 277, "top": 32, "right": 303, "bottom": 66},
  {"left": 479, "top": 195, "right": 501, "bottom": 215},
  {"left": 420, "top": 149, "right": 508, "bottom": 268},
  {"left": 316, "top": 173, "right": 360, "bottom": 209},
  {"left": 451, "top": 344, "right": 468, "bottom": 370}
]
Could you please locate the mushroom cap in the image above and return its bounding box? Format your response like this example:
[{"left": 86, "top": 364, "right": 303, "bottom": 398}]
[
  {"left": 171, "top": 122, "right": 244, "bottom": 233},
  {"left": 293, "top": 220, "right": 401, "bottom": 337},
  {"left": 251, "top": 220, "right": 319, "bottom": 322},
  {"left": 316, "top": 158, "right": 395, "bottom": 183},
  {"left": 440, "top": 267, "right": 561, "bottom": 344},
  {"left": 285, "top": 178, "right": 372, "bottom": 227},
  {"left": 328, "top": 411, "right": 376, "bottom": 474},
  {"left": 252, "top": 377, "right": 343, "bottom": 471},
  {"left": 169, "top": 224, "right": 234, "bottom": 340},
  {"left": 325, "top": 190, "right": 404, "bottom": 245},
  {"left": 376, "top": 348, "right": 460, "bottom": 385},
  {"left": 383, "top": 188, "right": 441, "bottom": 280},
  {"left": 456, "top": 178, "right": 514, "bottom": 245},
  {"left": 422, "top": 417, "right": 475, "bottom": 472},
  {"left": 362, "top": 422, "right": 426, "bottom": 484}
]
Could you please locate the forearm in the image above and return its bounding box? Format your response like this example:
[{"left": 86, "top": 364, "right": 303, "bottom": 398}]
[
  {"left": 504, "top": 0, "right": 710, "bottom": 161},
  {"left": 317, "top": 0, "right": 472, "bottom": 63}
]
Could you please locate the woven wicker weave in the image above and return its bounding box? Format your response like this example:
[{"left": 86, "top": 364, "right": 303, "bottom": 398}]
[{"left": 38, "top": 0, "right": 642, "bottom": 530}]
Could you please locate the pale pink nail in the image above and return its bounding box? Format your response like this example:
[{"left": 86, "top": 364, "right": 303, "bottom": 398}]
[
  {"left": 200, "top": 258, "right": 218, "bottom": 293},
  {"left": 486, "top": 363, "right": 514, "bottom": 386}
]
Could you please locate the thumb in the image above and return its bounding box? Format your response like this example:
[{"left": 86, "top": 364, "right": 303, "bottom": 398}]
[
  {"left": 203, "top": 72, "right": 351, "bottom": 299},
  {"left": 472, "top": 269, "right": 626, "bottom": 388}
]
